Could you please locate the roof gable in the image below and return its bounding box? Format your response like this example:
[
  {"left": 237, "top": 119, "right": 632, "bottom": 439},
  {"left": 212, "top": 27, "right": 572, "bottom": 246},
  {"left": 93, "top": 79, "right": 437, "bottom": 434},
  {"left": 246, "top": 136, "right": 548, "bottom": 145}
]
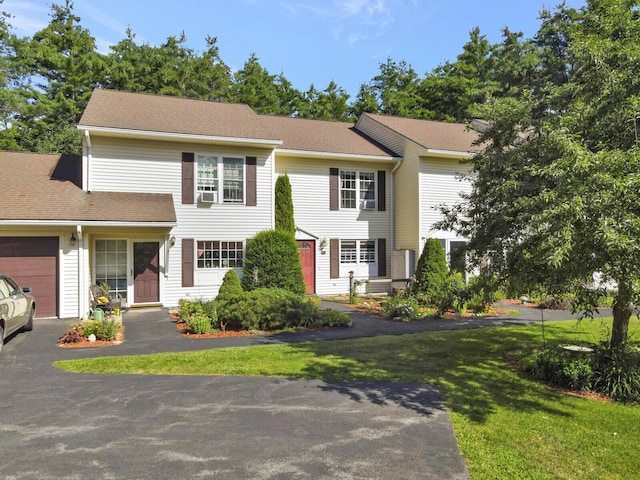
[{"left": 360, "top": 113, "right": 482, "bottom": 154}]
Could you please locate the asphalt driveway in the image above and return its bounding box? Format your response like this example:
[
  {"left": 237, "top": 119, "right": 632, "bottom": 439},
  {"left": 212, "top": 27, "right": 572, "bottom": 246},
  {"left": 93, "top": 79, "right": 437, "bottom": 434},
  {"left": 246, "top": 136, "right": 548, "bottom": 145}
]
[{"left": 0, "top": 305, "right": 476, "bottom": 480}]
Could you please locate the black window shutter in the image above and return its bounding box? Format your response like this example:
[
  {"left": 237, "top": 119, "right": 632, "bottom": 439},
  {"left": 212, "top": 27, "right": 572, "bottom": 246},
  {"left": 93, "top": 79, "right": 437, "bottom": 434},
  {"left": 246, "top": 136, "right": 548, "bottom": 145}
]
[
  {"left": 246, "top": 156, "right": 257, "bottom": 206},
  {"left": 330, "top": 238, "right": 340, "bottom": 278},
  {"left": 182, "top": 152, "right": 195, "bottom": 204},
  {"left": 377, "top": 170, "right": 386, "bottom": 211},
  {"left": 330, "top": 168, "right": 339, "bottom": 211},
  {"left": 377, "top": 238, "right": 387, "bottom": 277},
  {"left": 182, "top": 238, "right": 194, "bottom": 287}
]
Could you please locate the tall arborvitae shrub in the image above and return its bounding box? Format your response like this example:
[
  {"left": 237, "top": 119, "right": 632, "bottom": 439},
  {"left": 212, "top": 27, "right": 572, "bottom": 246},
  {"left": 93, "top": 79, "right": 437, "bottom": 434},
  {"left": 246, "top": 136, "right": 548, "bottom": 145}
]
[
  {"left": 275, "top": 173, "right": 295, "bottom": 235},
  {"left": 241, "top": 230, "right": 306, "bottom": 295},
  {"left": 216, "top": 269, "right": 243, "bottom": 303},
  {"left": 413, "top": 238, "right": 449, "bottom": 305}
]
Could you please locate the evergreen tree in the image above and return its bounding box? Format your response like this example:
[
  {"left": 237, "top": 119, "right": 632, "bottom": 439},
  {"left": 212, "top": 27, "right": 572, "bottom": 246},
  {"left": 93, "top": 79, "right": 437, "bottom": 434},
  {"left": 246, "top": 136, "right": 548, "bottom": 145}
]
[
  {"left": 241, "top": 230, "right": 305, "bottom": 295},
  {"left": 297, "top": 81, "right": 352, "bottom": 121},
  {"left": 0, "top": 2, "right": 23, "bottom": 150},
  {"left": 412, "top": 238, "right": 449, "bottom": 306},
  {"left": 274, "top": 173, "right": 295, "bottom": 235},
  {"left": 13, "top": 0, "right": 106, "bottom": 153},
  {"left": 227, "top": 54, "right": 301, "bottom": 115},
  {"left": 216, "top": 269, "right": 243, "bottom": 303}
]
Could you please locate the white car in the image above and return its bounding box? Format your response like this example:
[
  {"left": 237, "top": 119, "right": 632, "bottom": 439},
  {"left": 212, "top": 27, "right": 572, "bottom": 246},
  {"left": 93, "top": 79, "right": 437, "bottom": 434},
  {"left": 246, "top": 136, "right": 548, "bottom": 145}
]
[{"left": 0, "top": 274, "right": 36, "bottom": 353}]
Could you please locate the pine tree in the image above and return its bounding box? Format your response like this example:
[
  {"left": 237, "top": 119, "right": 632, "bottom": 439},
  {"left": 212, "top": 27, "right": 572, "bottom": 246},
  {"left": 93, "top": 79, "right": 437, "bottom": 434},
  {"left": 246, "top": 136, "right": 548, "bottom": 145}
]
[
  {"left": 241, "top": 230, "right": 305, "bottom": 295},
  {"left": 274, "top": 173, "right": 295, "bottom": 235},
  {"left": 413, "top": 238, "right": 449, "bottom": 306}
]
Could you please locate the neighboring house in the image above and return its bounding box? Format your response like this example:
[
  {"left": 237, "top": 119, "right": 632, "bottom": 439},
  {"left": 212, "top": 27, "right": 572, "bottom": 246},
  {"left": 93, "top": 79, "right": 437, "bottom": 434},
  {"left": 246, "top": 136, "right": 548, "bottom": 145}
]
[{"left": 0, "top": 89, "right": 479, "bottom": 319}]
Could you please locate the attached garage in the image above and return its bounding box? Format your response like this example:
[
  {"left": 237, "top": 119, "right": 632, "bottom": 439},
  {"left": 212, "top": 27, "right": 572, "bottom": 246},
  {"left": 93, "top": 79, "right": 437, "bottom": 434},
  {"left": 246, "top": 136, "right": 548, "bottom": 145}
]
[{"left": 0, "top": 237, "right": 59, "bottom": 317}]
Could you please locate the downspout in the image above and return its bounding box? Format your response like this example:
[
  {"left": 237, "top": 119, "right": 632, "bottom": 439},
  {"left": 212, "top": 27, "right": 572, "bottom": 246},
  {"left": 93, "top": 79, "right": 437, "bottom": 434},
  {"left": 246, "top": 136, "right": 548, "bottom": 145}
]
[
  {"left": 76, "top": 225, "right": 86, "bottom": 319},
  {"left": 271, "top": 149, "right": 276, "bottom": 230},
  {"left": 389, "top": 158, "right": 403, "bottom": 254},
  {"left": 83, "top": 130, "right": 92, "bottom": 192}
]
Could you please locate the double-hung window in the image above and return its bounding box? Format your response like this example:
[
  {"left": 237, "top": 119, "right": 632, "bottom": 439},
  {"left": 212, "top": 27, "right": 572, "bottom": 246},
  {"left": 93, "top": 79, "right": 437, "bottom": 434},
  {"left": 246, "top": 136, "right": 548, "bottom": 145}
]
[
  {"left": 197, "top": 241, "right": 244, "bottom": 269},
  {"left": 196, "top": 155, "right": 244, "bottom": 203},
  {"left": 339, "top": 239, "right": 377, "bottom": 276},
  {"left": 340, "top": 240, "right": 376, "bottom": 265},
  {"left": 340, "top": 170, "right": 376, "bottom": 209}
]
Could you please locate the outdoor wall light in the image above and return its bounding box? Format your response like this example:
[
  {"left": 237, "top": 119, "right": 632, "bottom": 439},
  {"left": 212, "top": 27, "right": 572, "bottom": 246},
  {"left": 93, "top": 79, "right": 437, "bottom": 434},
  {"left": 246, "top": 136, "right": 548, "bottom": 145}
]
[
  {"left": 319, "top": 238, "right": 327, "bottom": 254},
  {"left": 70, "top": 232, "right": 77, "bottom": 246},
  {"left": 169, "top": 236, "right": 176, "bottom": 247}
]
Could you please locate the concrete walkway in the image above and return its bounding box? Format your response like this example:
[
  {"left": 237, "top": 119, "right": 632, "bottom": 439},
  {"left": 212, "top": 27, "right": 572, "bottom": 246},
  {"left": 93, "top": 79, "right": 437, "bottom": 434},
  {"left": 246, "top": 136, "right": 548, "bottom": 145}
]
[{"left": 0, "top": 300, "right": 604, "bottom": 479}]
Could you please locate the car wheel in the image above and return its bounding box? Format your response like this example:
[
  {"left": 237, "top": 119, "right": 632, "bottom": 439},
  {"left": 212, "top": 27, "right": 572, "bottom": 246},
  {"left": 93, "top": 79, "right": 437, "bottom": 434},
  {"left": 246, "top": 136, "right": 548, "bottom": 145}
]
[
  {"left": 23, "top": 307, "right": 34, "bottom": 332},
  {"left": 0, "top": 323, "right": 4, "bottom": 353}
]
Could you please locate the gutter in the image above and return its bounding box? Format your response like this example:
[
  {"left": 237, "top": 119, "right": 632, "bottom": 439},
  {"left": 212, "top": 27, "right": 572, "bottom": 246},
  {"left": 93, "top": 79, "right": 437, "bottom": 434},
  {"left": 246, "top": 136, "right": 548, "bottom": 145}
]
[
  {"left": 0, "top": 220, "right": 177, "bottom": 228},
  {"left": 83, "top": 130, "right": 92, "bottom": 192},
  {"left": 78, "top": 125, "right": 283, "bottom": 148}
]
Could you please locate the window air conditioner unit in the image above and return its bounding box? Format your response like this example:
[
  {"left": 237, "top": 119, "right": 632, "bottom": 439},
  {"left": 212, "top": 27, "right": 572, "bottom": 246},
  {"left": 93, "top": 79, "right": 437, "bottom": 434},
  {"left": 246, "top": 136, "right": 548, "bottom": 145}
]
[
  {"left": 198, "top": 191, "right": 217, "bottom": 203},
  {"left": 361, "top": 200, "right": 376, "bottom": 210}
]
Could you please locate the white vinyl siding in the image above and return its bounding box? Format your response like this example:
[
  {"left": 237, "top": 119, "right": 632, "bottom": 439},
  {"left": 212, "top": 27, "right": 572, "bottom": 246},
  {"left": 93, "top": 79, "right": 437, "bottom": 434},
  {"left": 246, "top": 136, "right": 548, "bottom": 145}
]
[
  {"left": 276, "top": 156, "right": 391, "bottom": 295},
  {"left": 88, "top": 137, "right": 274, "bottom": 306},
  {"left": 419, "top": 157, "right": 473, "bottom": 240}
]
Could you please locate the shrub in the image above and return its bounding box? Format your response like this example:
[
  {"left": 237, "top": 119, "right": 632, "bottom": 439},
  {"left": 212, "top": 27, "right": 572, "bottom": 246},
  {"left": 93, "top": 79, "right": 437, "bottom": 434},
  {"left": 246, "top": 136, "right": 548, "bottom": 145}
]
[
  {"left": 315, "top": 309, "right": 351, "bottom": 327},
  {"left": 439, "top": 272, "right": 468, "bottom": 315},
  {"left": 382, "top": 294, "right": 420, "bottom": 320},
  {"left": 528, "top": 348, "right": 593, "bottom": 391},
  {"left": 59, "top": 326, "right": 84, "bottom": 344},
  {"left": 592, "top": 344, "right": 640, "bottom": 402},
  {"left": 217, "top": 288, "right": 316, "bottom": 331},
  {"left": 217, "top": 270, "right": 243, "bottom": 303},
  {"left": 82, "top": 319, "right": 120, "bottom": 341},
  {"left": 178, "top": 298, "right": 202, "bottom": 321},
  {"left": 467, "top": 273, "right": 501, "bottom": 314},
  {"left": 413, "top": 238, "right": 449, "bottom": 307},
  {"left": 241, "top": 230, "right": 305, "bottom": 295},
  {"left": 187, "top": 313, "right": 212, "bottom": 334},
  {"left": 527, "top": 343, "right": 640, "bottom": 401}
]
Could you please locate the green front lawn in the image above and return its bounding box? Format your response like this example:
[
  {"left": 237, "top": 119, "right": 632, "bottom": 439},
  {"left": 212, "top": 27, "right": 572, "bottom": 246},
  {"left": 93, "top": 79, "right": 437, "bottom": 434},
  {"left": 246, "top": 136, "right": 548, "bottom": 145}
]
[{"left": 55, "top": 318, "right": 640, "bottom": 479}]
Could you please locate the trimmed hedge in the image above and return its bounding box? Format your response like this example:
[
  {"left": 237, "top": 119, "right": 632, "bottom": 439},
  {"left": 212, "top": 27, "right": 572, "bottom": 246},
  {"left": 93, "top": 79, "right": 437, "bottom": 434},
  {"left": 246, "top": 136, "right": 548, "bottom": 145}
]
[{"left": 216, "top": 289, "right": 351, "bottom": 331}]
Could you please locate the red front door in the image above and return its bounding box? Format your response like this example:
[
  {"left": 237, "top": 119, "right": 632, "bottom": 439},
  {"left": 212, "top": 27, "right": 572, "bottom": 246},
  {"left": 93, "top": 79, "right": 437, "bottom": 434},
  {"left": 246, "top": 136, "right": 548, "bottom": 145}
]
[{"left": 296, "top": 240, "right": 315, "bottom": 294}]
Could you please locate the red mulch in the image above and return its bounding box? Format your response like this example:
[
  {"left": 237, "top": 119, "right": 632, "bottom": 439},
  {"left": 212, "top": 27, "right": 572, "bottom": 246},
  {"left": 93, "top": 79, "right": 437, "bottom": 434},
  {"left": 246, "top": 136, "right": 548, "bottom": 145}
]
[
  {"left": 170, "top": 312, "right": 280, "bottom": 338},
  {"left": 58, "top": 326, "right": 125, "bottom": 348}
]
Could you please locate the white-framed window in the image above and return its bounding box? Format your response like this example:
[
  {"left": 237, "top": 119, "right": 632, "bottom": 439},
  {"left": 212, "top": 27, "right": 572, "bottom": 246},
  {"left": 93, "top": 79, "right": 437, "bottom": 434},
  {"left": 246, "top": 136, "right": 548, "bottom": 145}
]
[
  {"left": 340, "top": 240, "right": 376, "bottom": 265},
  {"left": 197, "top": 241, "right": 244, "bottom": 269},
  {"left": 94, "top": 239, "right": 128, "bottom": 304},
  {"left": 196, "top": 154, "right": 245, "bottom": 203},
  {"left": 340, "top": 170, "right": 376, "bottom": 209}
]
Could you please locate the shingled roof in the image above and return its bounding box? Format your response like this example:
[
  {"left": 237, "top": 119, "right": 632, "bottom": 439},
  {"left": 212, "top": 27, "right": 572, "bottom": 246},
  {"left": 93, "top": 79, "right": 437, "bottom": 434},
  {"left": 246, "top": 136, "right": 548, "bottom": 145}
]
[
  {"left": 0, "top": 152, "right": 176, "bottom": 224},
  {"left": 79, "top": 89, "right": 279, "bottom": 144},
  {"left": 80, "top": 89, "right": 398, "bottom": 158},
  {"left": 361, "top": 113, "right": 482, "bottom": 154},
  {"left": 260, "top": 114, "right": 398, "bottom": 158}
]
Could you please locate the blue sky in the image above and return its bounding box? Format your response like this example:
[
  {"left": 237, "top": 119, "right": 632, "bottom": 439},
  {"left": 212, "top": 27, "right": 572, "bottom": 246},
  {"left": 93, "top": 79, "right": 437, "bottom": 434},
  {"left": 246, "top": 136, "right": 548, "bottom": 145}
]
[{"left": 4, "top": 0, "right": 586, "bottom": 98}]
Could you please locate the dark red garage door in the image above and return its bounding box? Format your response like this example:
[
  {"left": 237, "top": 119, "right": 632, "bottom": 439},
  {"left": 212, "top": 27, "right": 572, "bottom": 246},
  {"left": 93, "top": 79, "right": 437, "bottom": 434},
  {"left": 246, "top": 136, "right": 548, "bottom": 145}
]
[{"left": 0, "top": 237, "right": 58, "bottom": 317}]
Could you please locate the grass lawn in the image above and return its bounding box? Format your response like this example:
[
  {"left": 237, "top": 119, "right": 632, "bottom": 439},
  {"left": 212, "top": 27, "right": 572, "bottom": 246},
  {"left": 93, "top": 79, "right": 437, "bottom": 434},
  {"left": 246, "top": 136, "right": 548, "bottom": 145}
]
[{"left": 55, "top": 317, "right": 640, "bottom": 479}]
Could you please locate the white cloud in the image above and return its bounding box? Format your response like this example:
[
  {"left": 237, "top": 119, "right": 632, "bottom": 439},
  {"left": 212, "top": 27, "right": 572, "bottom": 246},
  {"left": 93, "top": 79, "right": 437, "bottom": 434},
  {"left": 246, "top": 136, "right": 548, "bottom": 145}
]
[
  {"left": 3, "top": 0, "right": 49, "bottom": 35},
  {"left": 279, "top": 0, "right": 394, "bottom": 45}
]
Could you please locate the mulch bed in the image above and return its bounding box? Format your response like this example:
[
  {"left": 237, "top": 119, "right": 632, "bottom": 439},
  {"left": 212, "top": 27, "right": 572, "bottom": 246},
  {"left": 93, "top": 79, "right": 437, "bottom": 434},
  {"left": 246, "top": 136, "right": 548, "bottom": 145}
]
[
  {"left": 57, "top": 326, "right": 125, "bottom": 348},
  {"left": 170, "top": 312, "right": 279, "bottom": 338}
]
